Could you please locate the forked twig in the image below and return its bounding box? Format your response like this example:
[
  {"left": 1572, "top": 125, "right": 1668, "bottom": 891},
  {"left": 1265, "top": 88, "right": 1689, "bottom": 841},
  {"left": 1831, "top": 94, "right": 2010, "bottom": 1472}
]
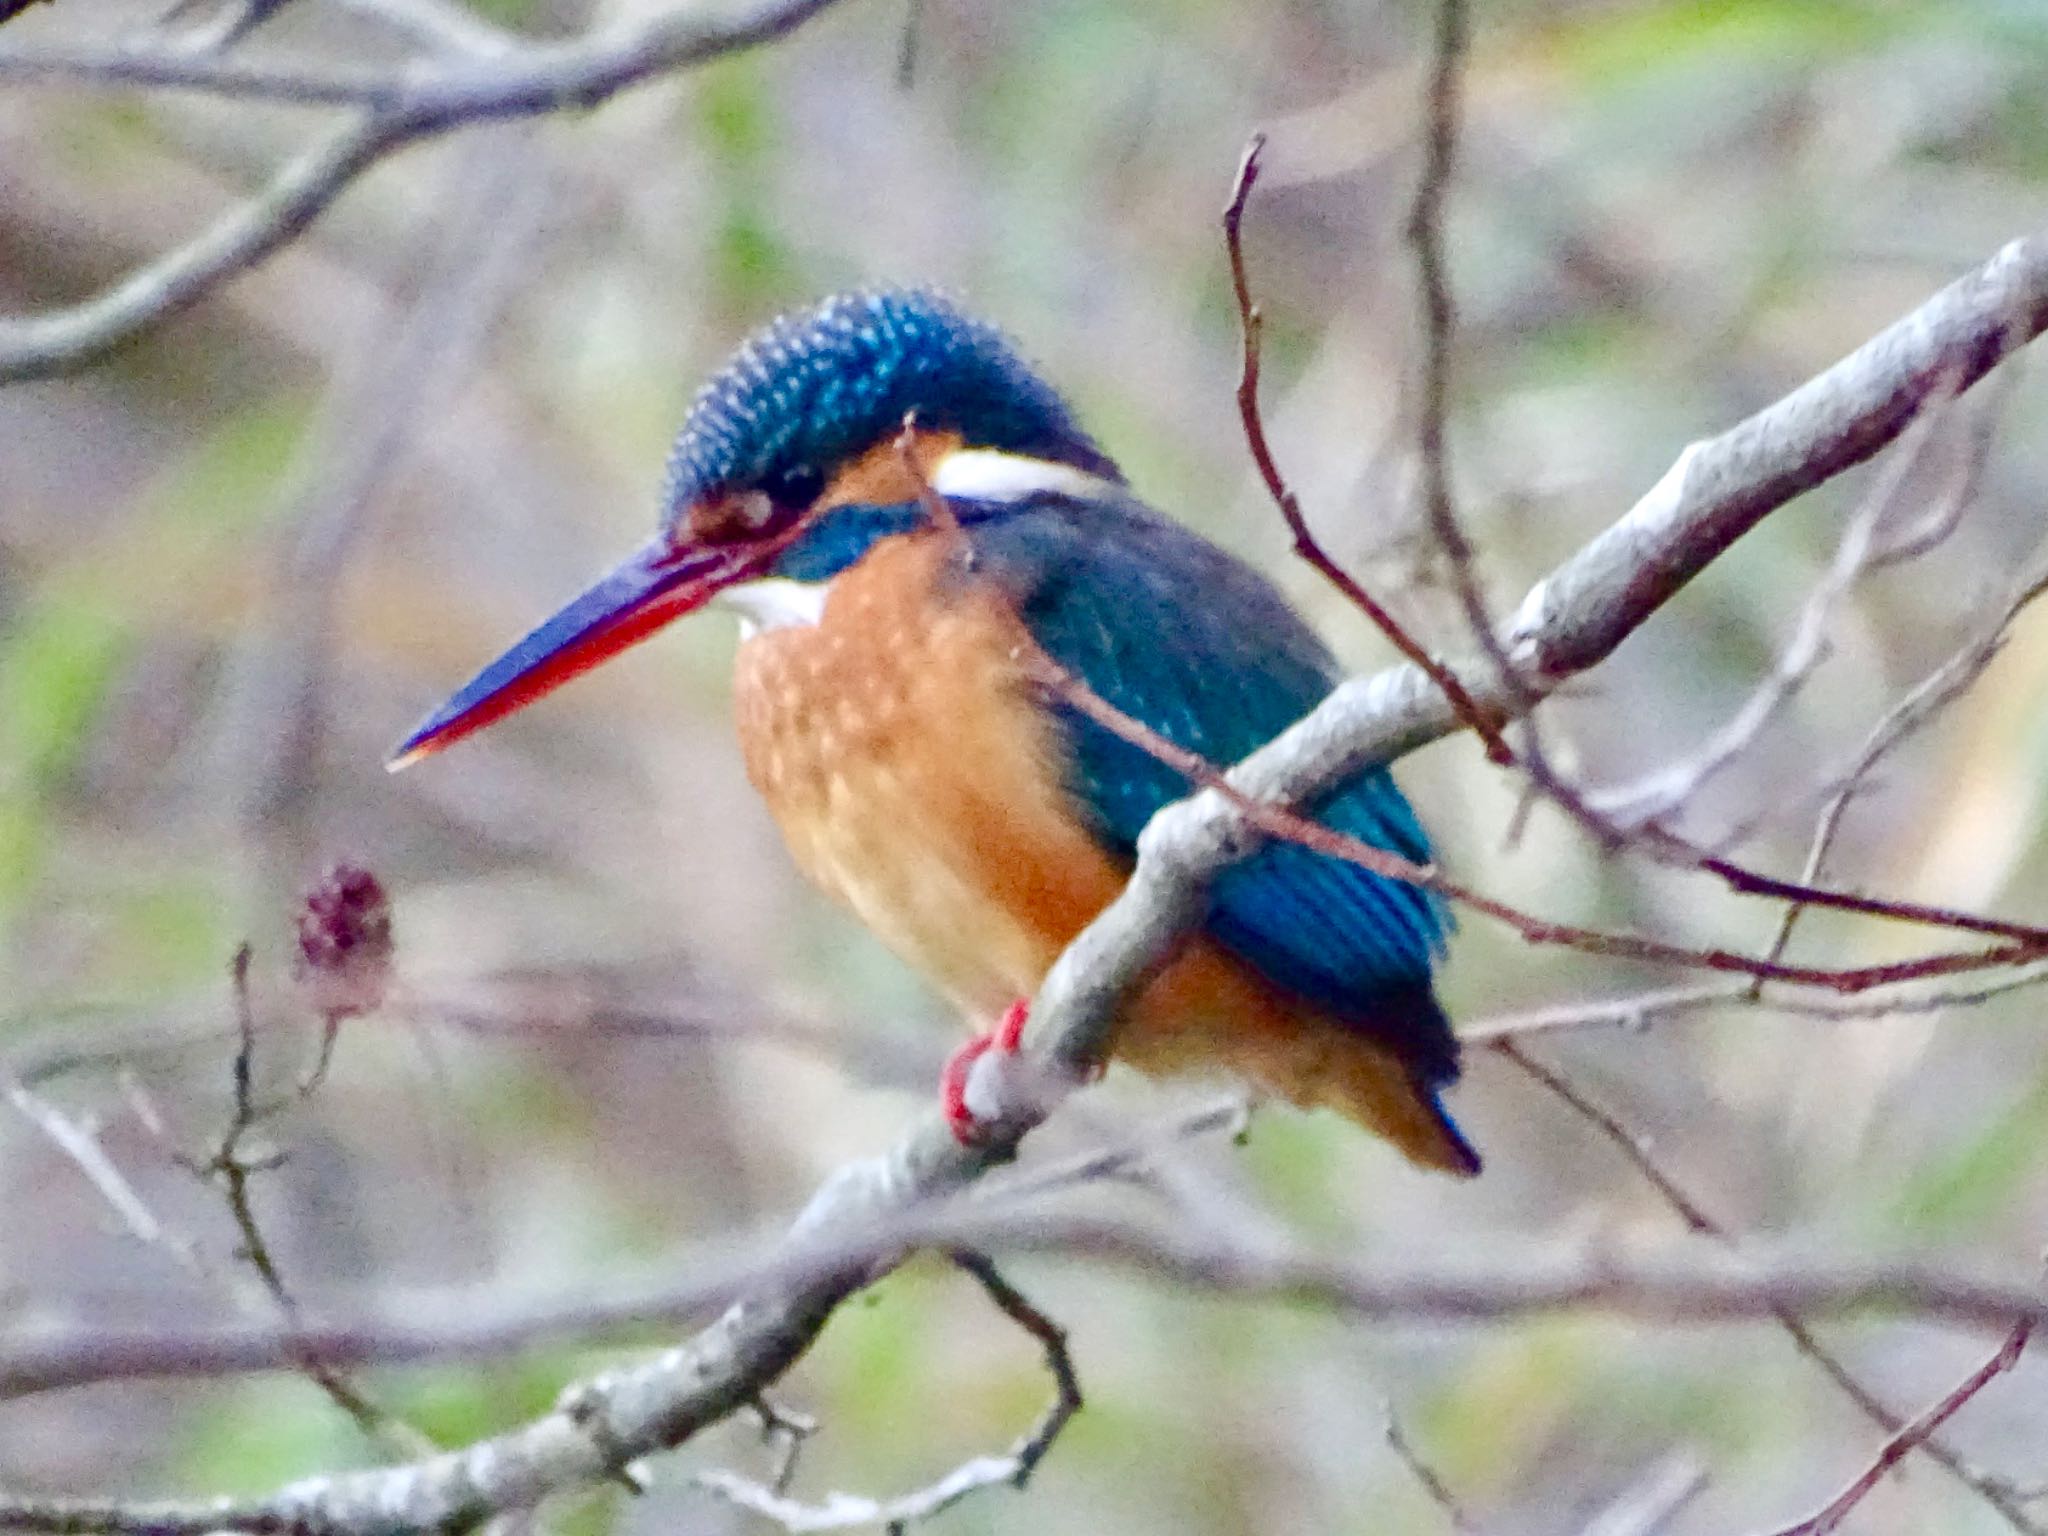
[
  {"left": 696, "top": 1252, "right": 1081, "bottom": 1532},
  {"left": 1496, "top": 1038, "right": 2046, "bottom": 1535},
  {"left": 1761, "top": 1321, "right": 2034, "bottom": 1536}
]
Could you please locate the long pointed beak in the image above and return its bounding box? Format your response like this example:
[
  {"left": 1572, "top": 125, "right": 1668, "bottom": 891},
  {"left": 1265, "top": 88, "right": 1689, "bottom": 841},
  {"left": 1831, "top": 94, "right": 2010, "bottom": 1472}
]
[{"left": 388, "top": 537, "right": 762, "bottom": 771}]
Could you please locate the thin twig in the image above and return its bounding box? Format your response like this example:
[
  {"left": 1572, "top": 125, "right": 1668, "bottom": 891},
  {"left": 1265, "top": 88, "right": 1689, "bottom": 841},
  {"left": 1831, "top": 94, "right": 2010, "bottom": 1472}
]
[
  {"left": 949, "top": 1251, "right": 1084, "bottom": 1486},
  {"left": 1759, "top": 1321, "right": 2034, "bottom": 1536},
  {"left": 1589, "top": 452, "right": 1893, "bottom": 828},
  {"left": 896, "top": 412, "right": 960, "bottom": 532},
  {"left": 188, "top": 948, "right": 426, "bottom": 1455},
  {"left": 1406, "top": 0, "right": 1517, "bottom": 698},
  {"left": 1023, "top": 641, "right": 2048, "bottom": 996},
  {"left": 748, "top": 1397, "right": 819, "bottom": 1498},
  {"left": 1223, "top": 133, "right": 1510, "bottom": 763},
  {"left": 3, "top": 1077, "right": 204, "bottom": 1276},
  {"left": 695, "top": 1252, "right": 1081, "bottom": 1532},
  {"left": 1495, "top": 1039, "right": 2046, "bottom": 1536},
  {"left": 1383, "top": 1398, "right": 1474, "bottom": 1533},
  {"left": 1761, "top": 562, "right": 2048, "bottom": 974},
  {"left": 1462, "top": 963, "right": 2048, "bottom": 1044},
  {"left": 1593, "top": 368, "right": 1974, "bottom": 833},
  {"left": 894, "top": 0, "right": 922, "bottom": 89},
  {"left": 1581, "top": 1454, "right": 1710, "bottom": 1536}
]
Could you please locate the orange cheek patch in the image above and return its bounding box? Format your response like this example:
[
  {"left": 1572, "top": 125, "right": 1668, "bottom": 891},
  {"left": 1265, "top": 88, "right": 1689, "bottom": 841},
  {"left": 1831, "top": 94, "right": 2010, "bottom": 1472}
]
[{"left": 816, "top": 428, "right": 965, "bottom": 512}]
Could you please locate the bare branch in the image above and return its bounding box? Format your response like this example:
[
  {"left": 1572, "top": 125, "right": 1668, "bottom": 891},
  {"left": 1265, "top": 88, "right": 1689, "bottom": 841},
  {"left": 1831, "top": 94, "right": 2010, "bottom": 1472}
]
[
  {"left": 0, "top": 0, "right": 852, "bottom": 379},
  {"left": 1496, "top": 1039, "right": 2047, "bottom": 1535},
  {"left": 697, "top": 1252, "right": 1080, "bottom": 1531},
  {"left": 1758, "top": 1321, "right": 2033, "bottom": 1536}
]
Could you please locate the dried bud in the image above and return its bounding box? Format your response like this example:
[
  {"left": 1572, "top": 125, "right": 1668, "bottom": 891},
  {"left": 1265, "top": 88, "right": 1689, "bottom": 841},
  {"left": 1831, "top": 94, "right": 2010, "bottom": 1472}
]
[{"left": 293, "top": 863, "right": 393, "bottom": 1019}]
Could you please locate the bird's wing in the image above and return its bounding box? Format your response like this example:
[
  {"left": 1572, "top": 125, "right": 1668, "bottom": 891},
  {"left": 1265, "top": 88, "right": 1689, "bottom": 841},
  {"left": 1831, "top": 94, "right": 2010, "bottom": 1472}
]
[{"left": 968, "top": 495, "right": 1457, "bottom": 1084}]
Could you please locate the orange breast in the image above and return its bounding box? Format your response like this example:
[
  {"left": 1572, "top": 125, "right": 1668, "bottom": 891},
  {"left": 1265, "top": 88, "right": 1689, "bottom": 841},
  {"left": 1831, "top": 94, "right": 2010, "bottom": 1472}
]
[
  {"left": 733, "top": 530, "right": 1125, "bottom": 1021},
  {"left": 731, "top": 530, "right": 1473, "bottom": 1174}
]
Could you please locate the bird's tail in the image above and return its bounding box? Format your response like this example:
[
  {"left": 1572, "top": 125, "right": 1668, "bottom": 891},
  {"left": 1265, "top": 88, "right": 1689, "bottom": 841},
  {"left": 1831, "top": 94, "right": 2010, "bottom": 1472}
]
[
  {"left": 1119, "top": 944, "right": 1481, "bottom": 1177},
  {"left": 1311, "top": 1041, "right": 1482, "bottom": 1177},
  {"left": 1314, "top": 989, "right": 1481, "bottom": 1178}
]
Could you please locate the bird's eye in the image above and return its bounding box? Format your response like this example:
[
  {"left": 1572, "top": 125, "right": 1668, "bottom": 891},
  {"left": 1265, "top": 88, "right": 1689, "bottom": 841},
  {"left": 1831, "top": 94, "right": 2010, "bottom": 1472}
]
[
  {"left": 687, "top": 488, "right": 783, "bottom": 544},
  {"left": 766, "top": 463, "right": 825, "bottom": 509}
]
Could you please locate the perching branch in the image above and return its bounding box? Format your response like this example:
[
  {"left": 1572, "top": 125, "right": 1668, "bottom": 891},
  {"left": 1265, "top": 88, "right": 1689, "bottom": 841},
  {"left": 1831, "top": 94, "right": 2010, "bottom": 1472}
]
[{"left": 1019, "top": 222, "right": 2048, "bottom": 1094}]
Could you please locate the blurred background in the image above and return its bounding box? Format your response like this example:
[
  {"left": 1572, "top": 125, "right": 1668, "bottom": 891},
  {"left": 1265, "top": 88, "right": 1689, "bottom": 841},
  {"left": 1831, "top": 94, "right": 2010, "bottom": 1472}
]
[{"left": 6, "top": 0, "right": 2048, "bottom": 1530}]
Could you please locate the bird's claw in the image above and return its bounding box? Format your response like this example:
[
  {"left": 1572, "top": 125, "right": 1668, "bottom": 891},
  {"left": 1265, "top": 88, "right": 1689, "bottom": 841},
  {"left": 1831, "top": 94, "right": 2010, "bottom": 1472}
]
[{"left": 940, "top": 1000, "right": 1030, "bottom": 1144}]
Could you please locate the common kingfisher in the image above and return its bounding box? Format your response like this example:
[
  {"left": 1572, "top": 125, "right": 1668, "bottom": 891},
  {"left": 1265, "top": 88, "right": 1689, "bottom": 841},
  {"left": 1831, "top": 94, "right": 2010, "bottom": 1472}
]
[{"left": 391, "top": 289, "right": 1480, "bottom": 1177}]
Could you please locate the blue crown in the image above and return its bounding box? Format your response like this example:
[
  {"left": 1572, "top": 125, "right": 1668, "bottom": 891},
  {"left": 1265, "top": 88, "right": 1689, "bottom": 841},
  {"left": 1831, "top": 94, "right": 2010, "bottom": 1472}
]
[{"left": 658, "top": 288, "right": 1119, "bottom": 527}]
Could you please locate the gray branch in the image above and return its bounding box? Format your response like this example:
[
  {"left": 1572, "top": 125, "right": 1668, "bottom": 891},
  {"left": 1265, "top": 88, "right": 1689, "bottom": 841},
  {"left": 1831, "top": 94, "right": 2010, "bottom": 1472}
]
[
  {"left": 0, "top": 0, "right": 850, "bottom": 381},
  {"left": 4, "top": 231, "right": 2046, "bottom": 1534},
  {"left": 1022, "top": 227, "right": 2048, "bottom": 1081}
]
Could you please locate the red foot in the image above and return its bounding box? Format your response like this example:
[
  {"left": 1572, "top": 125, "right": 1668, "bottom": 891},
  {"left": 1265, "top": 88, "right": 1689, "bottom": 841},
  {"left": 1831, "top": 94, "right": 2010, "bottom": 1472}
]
[{"left": 940, "top": 1001, "right": 1031, "bottom": 1144}]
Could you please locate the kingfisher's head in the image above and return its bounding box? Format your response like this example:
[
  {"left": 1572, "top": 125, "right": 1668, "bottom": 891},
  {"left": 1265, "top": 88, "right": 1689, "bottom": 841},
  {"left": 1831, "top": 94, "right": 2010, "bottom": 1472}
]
[{"left": 390, "top": 288, "right": 1119, "bottom": 767}]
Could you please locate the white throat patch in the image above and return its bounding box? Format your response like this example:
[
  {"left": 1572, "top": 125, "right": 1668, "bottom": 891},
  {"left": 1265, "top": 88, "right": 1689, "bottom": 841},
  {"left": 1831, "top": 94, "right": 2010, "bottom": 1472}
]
[{"left": 716, "top": 577, "right": 828, "bottom": 637}]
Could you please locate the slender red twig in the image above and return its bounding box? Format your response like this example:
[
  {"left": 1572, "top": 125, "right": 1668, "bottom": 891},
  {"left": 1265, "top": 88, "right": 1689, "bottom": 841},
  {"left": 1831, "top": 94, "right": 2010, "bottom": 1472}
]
[
  {"left": 1496, "top": 1038, "right": 2047, "bottom": 1535},
  {"left": 1223, "top": 135, "right": 1513, "bottom": 765},
  {"left": 1022, "top": 646, "right": 2048, "bottom": 994},
  {"left": 1763, "top": 1321, "right": 2033, "bottom": 1536}
]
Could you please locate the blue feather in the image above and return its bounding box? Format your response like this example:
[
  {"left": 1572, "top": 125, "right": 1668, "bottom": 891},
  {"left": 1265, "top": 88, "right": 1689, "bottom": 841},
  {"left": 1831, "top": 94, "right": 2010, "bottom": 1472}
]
[{"left": 964, "top": 491, "right": 1459, "bottom": 1087}]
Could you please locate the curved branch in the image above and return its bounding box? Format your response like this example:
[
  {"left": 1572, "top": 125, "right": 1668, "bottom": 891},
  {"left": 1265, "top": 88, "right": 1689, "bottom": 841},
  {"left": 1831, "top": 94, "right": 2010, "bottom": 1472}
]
[
  {"left": 0, "top": 0, "right": 851, "bottom": 380},
  {"left": 1023, "top": 226, "right": 2048, "bottom": 1082}
]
